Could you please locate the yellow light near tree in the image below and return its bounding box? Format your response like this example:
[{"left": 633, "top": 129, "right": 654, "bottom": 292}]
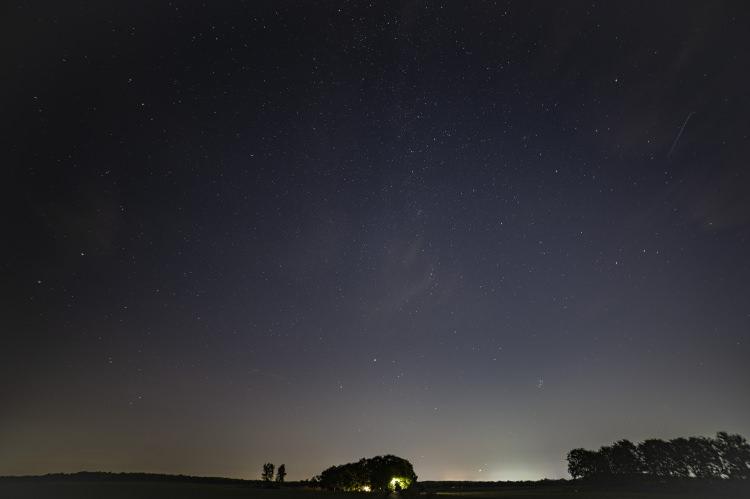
[
  {"left": 388, "top": 477, "right": 412, "bottom": 491},
  {"left": 361, "top": 485, "right": 371, "bottom": 492}
]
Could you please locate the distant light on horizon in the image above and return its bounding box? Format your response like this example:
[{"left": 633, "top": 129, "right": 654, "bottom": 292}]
[{"left": 433, "top": 458, "right": 566, "bottom": 483}]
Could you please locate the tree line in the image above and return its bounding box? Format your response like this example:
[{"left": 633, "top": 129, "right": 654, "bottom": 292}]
[{"left": 567, "top": 432, "right": 750, "bottom": 480}]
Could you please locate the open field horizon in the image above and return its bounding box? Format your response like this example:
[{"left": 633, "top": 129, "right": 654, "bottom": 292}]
[{"left": 2, "top": 477, "right": 749, "bottom": 499}]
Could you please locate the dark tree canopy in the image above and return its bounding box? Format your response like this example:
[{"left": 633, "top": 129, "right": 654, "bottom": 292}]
[
  {"left": 318, "top": 455, "right": 417, "bottom": 492},
  {"left": 609, "top": 440, "right": 642, "bottom": 475},
  {"left": 567, "top": 448, "right": 600, "bottom": 479},
  {"left": 276, "top": 464, "right": 287, "bottom": 483},
  {"left": 639, "top": 438, "right": 677, "bottom": 477},
  {"left": 716, "top": 432, "right": 750, "bottom": 480},
  {"left": 262, "top": 463, "right": 275, "bottom": 482},
  {"left": 567, "top": 432, "right": 750, "bottom": 480}
]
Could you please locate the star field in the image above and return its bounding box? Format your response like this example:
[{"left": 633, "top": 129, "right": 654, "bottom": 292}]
[{"left": 2, "top": 0, "right": 749, "bottom": 481}]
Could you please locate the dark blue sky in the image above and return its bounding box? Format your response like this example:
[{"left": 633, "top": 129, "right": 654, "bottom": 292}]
[{"left": 2, "top": 0, "right": 749, "bottom": 480}]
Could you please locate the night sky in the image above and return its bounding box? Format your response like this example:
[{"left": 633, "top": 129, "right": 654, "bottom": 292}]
[{"left": 2, "top": 0, "right": 750, "bottom": 482}]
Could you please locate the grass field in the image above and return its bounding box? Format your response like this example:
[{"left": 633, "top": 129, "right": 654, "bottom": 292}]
[{"left": 1, "top": 480, "right": 748, "bottom": 499}]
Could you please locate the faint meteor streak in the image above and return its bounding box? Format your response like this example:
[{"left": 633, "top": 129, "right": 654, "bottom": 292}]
[{"left": 667, "top": 111, "right": 695, "bottom": 158}]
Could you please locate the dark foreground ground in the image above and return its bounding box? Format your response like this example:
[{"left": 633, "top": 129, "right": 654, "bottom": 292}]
[
  {"left": 1, "top": 481, "right": 323, "bottom": 499},
  {"left": 424, "top": 479, "right": 750, "bottom": 498},
  {"left": 1, "top": 479, "right": 748, "bottom": 499}
]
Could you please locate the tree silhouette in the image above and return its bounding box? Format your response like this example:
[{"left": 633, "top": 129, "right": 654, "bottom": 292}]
[
  {"left": 318, "top": 455, "right": 417, "bottom": 491},
  {"left": 596, "top": 445, "right": 616, "bottom": 476},
  {"left": 669, "top": 437, "right": 702, "bottom": 478},
  {"left": 686, "top": 436, "right": 722, "bottom": 478},
  {"left": 609, "top": 439, "right": 642, "bottom": 476},
  {"left": 567, "top": 448, "right": 599, "bottom": 479},
  {"left": 276, "top": 464, "right": 287, "bottom": 483},
  {"left": 262, "top": 463, "right": 275, "bottom": 482},
  {"left": 715, "top": 432, "right": 750, "bottom": 479},
  {"left": 638, "top": 439, "right": 674, "bottom": 477},
  {"left": 566, "top": 432, "right": 750, "bottom": 480}
]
